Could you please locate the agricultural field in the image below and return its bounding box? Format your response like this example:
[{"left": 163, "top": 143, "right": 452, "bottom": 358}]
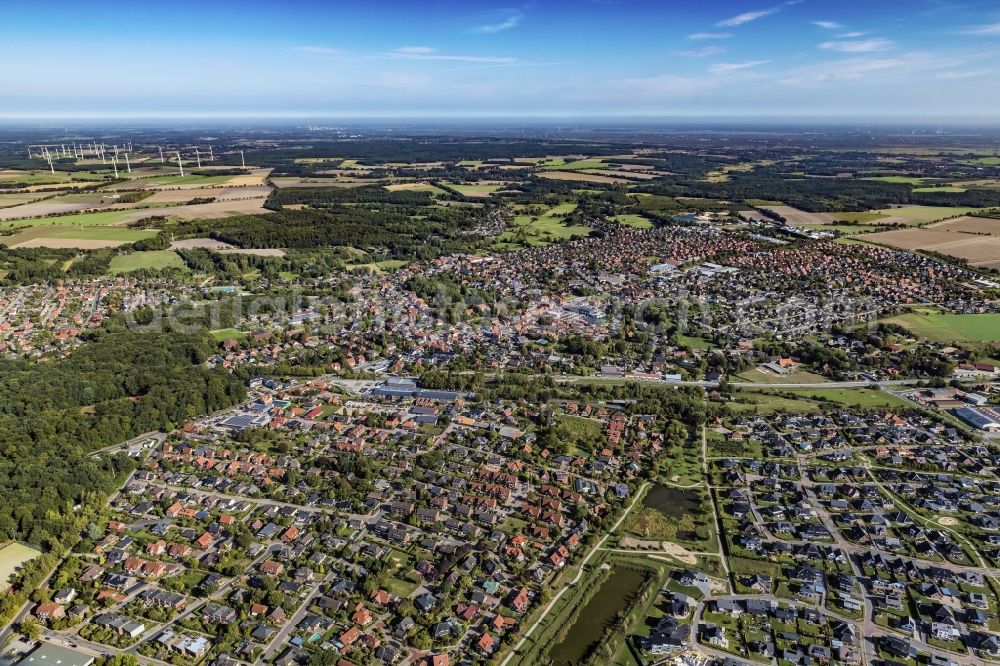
[
  {"left": 868, "top": 205, "right": 986, "bottom": 225},
  {"left": 864, "top": 228, "right": 1000, "bottom": 270},
  {"left": 537, "top": 170, "right": 630, "bottom": 184},
  {"left": 926, "top": 215, "right": 1000, "bottom": 235},
  {"left": 441, "top": 181, "right": 507, "bottom": 197},
  {"left": 759, "top": 205, "right": 836, "bottom": 225},
  {"left": 0, "top": 541, "right": 42, "bottom": 588},
  {"left": 108, "top": 250, "right": 187, "bottom": 273},
  {"left": 3, "top": 225, "right": 158, "bottom": 249},
  {"left": 496, "top": 202, "right": 591, "bottom": 247},
  {"left": 881, "top": 311, "right": 1000, "bottom": 343},
  {"left": 384, "top": 182, "right": 448, "bottom": 195}
]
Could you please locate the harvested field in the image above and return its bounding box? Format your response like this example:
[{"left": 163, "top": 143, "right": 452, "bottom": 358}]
[
  {"left": 927, "top": 216, "right": 1000, "bottom": 236},
  {"left": 865, "top": 228, "right": 1000, "bottom": 269},
  {"left": 143, "top": 185, "right": 272, "bottom": 204},
  {"left": 270, "top": 176, "right": 380, "bottom": 188},
  {"left": 0, "top": 201, "right": 98, "bottom": 221},
  {"left": 0, "top": 192, "right": 42, "bottom": 208},
  {"left": 759, "top": 205, "right": 836, "bottom": 225},
  {"left": 3, "top": 225, "right": 157, "bottom": 249},
  {"left": 585, "top": 169, "right": 658, "bottom": 180},
  {"left": 537, "top": 171, "right": 629, "bottom": 184},
  {"left": 169, "top": 238, "right": 236, "bottom": 250},
  {"left": 869, "top": 205, "right": 985, "bottom": 225}
]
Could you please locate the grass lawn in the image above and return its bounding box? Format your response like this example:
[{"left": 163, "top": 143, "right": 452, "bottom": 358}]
[
  {"left": 960, "top": 157, "right": 1000, "bottom": 166},
  {"left": 384, "top": 575, "right": 419, "bottom": 599},
  {"left": 209, "top": 328, "right": 246, "bottom": 342},
  {"left": 677, "top": 334, "right": 715, "bottom": 350},
  {"left": 881, "top": 312, "right": 1000, "bottom": 343},
  {"left": 729, "top": 391, "right": 824, "bottom": 414},
  {"left": 778, "top": 388, "right": 910, "bottom": 409},
  {"left": 558, "top": 414, "right": 605, "bottom": 440},
  {"left": 736, "top": 368, "right": 830, "bottom": 384},
  {"left": 109, "top": 250, "right": 187, "bottom": 273}
]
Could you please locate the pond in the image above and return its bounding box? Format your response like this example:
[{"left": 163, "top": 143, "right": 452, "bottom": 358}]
[
  {"left": 548, "top": 566, "right": 648, "bottom": 665},
  {"left": 643, "top": 484, "right": 700, "bottom": 519}
]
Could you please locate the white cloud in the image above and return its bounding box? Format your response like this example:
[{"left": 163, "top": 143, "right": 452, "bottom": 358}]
[
  {"left": 837, "top": 31, "right": 868, "bottom": 38},
  {"left": 380, "top": 48, "right": 517, "bottom": 64},
  {"left": 688, "top": 32, "right": 732, "bottom": 40},
  {"left": 813, "top": 20, "right": 842, "bottom": 29},
  {"left": 820, "top": 38, "right": 895, "bottom": 53},
  {"left": 717, "top": 9, "right": 778, "bottom": 27},
  {"left": 709, "top": 60, "right": 769, "bottom": 74},
  {"left": 778, "top": 57, "right": 909, "bottom": 85},
  {"left": 962, "top": 22, "right": 1000, "bottom": 36},
  {"left": 934, "top": 68, "right": 993, "bottom": 79},
  {"left": 616, "top": 73, "right": 715, "bottom": 98},
  {"left": 471, "top": 11, "right": 523, "bottom": 34},
  {"left": 393, "top": 46, "right": 435, "bottom": 55},
  {"left": 677, "top": 46, "right": 726, "bottom": 57}
]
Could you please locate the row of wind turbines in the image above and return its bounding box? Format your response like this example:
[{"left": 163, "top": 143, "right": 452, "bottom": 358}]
[{"left": 26, "top": 141, "right": 248, "bottom": 178}]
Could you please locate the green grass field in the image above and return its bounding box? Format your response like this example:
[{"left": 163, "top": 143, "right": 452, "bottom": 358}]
[
  {"left": 611, "top": 214, "right": 652, "bottom": 228},
  {"left": 209, "top": 328, "right": 246, "bottom": 342},
  {"left": 882, "top": 312, "right": 1000, "bottom": 343},
  {"left": 0, "top": 541, "right": 42, "bottom": 588},
  {"left": 960, "top": 157, "right": 1000, "bottom": 166},
  {"left": 443, "top": 181, "right": 505, "bottom": 196},
  {"left": 558, "top": 414, "right": 605, "bottom": 440},
  {"left": 0, "top": 209, "right": 138, "bottom": 229},
  {"left": 496, "top": 202, "right": 591, "bottom": 247},
  {"left": 541, "top": 158, "right": 607, "bottom": 171},
  {"left": 862, "top": 176, "right": 926, "bottom": 185},
  {"left": 133, "top": 173, "right": 231, "bottom": 186},
  {"left": 727, "top": 388, "right": 905, "bottom": 414},
  {"left": 109, "top": 250, "right": 187, "bottom": 273}
]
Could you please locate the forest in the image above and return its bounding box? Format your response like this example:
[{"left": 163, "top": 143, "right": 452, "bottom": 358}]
[{"left": 0, "top": 330, "right": 245, "bottom": 551}]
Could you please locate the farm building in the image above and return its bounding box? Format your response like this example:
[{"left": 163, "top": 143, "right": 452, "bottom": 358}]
[{"left": 952, "top": 406, "right": 1000, "bottom": 432}]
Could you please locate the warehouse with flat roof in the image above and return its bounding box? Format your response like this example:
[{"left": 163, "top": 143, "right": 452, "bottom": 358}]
[
  {"left": 16, "top": 642, "right": 94, "bottom": 666},
  {"left": 952, "top": 406, "right": 1000, "bottom": 432}
]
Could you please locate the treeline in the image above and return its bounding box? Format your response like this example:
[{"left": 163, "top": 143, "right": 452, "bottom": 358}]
[
  {"left": 267, "top": 186, "right": 433, "bottom": 207},
  {"left": 168, "top": 207, "right": 483, "bottom": 260},
  {"left": 0, "top": 330, "right": 245, "bottom": 550}
]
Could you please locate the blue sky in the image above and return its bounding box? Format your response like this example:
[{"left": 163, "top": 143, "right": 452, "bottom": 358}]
[{"left": 2, "top": 0, "right": 1000, "bottom": 120}]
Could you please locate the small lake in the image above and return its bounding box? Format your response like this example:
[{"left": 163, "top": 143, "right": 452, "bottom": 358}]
[
  {"left": 643, "top": 484, "right": 700, "bottom": 519},
  {"left": 549, "top": 566, "right": 648, "bottom": 665}
]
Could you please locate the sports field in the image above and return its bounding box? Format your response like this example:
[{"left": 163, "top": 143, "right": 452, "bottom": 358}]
[{"left": 0, "top": 541, "right": 41, "bottom": 588}]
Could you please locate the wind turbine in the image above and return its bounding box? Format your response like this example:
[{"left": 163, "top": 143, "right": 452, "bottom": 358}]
[
  {"left": 124, "top": 152, "right": 131, "bottom": 173},
  {"left": 176, "top": 152, "right": 184, "bottom": 177},
  {"left": 195, "top": 148, "right": 201, "bottom": 168},
  {"left": 111, "top": 156, "right": 119, "bottom": 179},
  {"left": 208, "top": 145, "right": 214, "bottom": 161},
  {"left": 158, "top": 146, "right": 164, "bottom": 163},
  {"left": 240, "top": 150, "right": 246, "bottom": 169}
]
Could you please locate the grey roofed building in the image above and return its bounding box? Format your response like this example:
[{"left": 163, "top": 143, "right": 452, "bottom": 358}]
[{"left": 17, "top": 643, "right": 94, "bottom": 666}]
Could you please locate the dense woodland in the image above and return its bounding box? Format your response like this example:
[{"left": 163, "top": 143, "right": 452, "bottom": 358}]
[{"left": 0, "top": 331, "right": 244, "bottom": 549}]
